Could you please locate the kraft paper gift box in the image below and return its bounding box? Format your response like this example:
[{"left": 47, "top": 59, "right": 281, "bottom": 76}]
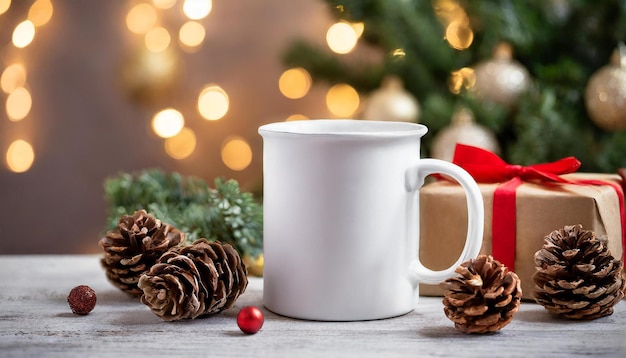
[{"left": 417, "top": 149, "right": 625, "bottom": 301}]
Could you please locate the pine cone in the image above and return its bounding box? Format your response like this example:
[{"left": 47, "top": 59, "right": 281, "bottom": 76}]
[
  {"left": 532, "top": 224, "right": 625, "bottom": 320},
  {"left": 442, "top": 255, "right": 522, "bottom": 334},
  {"left": 99, "top": 210, "right": 184, "bottom": 296},
  {"left": 138, "top": 239, "right": 248, "bottom": 321}
]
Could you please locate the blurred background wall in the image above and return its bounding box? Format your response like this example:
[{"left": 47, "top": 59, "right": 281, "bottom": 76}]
[
  {"left": 0, "top": 0, "right": 357, "bottom": 254},
  {"left": 6, "top": 0, "right": 623, "bottom": 255}
]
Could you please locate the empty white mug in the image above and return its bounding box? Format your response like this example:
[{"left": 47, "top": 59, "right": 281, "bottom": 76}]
[{"left": 259, "top": 119, "right": 484, "bottom": 321}]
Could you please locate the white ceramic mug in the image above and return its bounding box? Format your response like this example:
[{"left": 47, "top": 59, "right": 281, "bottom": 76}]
[{"left": 259, "top": 119, "right": 484, "bottom": 321}]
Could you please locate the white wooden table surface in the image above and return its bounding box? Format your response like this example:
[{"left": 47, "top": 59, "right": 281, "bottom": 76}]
[{"left": 0, "top": 255, "right": 624, "bottom": 357}]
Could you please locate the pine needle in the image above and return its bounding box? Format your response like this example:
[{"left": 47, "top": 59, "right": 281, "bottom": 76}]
[{"left": 103, "top": 169, "right": 263, "bottom": 257}]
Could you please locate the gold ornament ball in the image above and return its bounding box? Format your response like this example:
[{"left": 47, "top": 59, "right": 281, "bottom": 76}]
[
  {"left": 119, "top": 47, "right": 181, "bottom": 105},
  {"left": 243, "top": 253, "right": 264, "bottom": 277},
  {"left": 584, "top": 48, "right": 626, "bottom": 131},
  {"left": 471, "top": 43, "right": 531, "bottom": 107},
  {"left": 361, "top": 76, "right": 420, "bottom": 122},
  {"left": 431, "top": 108, "right": 500, "bottom": 162}
]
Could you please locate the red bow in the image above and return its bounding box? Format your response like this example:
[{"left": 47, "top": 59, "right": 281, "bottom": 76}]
[
  {"left": 451, "top": 144, "right": 626, "bottom": 270},
  {"left": 452, "top": 144, "right": 582, "bottom": 183}
]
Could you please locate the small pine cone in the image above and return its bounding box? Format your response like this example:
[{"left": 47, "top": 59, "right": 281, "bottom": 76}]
[
  {"left": 532, "top": 224, "right": 625, "bottom": 320},
  {"left": 99, "top": 210, "right": 184, "bottom": 296},
  {"left": 442, "top": 255, "right": 522, "bottom": 334},
  {"left": 138, "top": 239, "right": 248, "bottom": 321}
]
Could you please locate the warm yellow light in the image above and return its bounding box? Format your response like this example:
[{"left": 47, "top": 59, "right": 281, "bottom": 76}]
[
  {"left": 6, "top": 87, "right": 32, "bottom": 121},
  {"left": 278, "top": 67, "right": 311, "bottom": 99},
  {"left": 433, "top": 0, "right": 462, "bottom": 22},
  {"left": 198, "top": 85, "right": 229, "bottom": 120},
  {"left": 145, "top": 26, "right": 171, "bottom": 52},
  {"left": 6, "top": 139, "right": 35, "bottom": 173},
  {"left": 445, "top": 21, "right": 473, "bottom": 50},
  {"left": 392, "top": 48, "right": 406, "bottom": 58},
  {"left": 351, "top": 22, "right": 365, "bottom": 37},
  {"left": 12, "top": 20, "right": 36, "bottom": 49},
  {"left": 286, "top": 114, "right": 309, "bottom": 121},
  {"left": 0, "top": 0, "right": 11, "bottom": 15},
  {"left": 326, "top": 22, "right": 358, "bottom": 54},
  {"left": 164, "top": 127, "right": 196, "bottom": 159},
  {"left": 152, "top": 108, "right": 184, "bottom": 138},
  {"left": 28, "top": 0, "right": 53, "bottom": 27},
  {"left": 221, "top": 137, "right": 252, "bottom": 171},
  {"left": 179, "top": 21, "right": 205, "bottom": 48},
  {"left": 126, "top": 3, "right": 157, "bottom": 34},
  {"left": 1, "top": 64, "right": 27, "bottom": 94},
  {"left": 183, "top": 0, "right": 212, "bottom": 20},
  {"left": 448, "top": 71, "right": 463, "bottom": 94},
  {"left": 326, "top": 83, "right": 360, "bottom": 117},
  {"left": 448, "top": 67, "right": 475, "bottom": 94},
  {"left": 153, "top": 0, "right": 176, "bottom": 9},
  {"left": 433, "top": 0, "right": 473, "bottom": 51}
]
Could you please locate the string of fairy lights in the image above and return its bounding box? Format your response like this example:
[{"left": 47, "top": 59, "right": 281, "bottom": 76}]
[
  {"left": 126, "top": 0, "right": 369, "bottom": 172},
  {"left": 278, "top": 18, "right": 364, "bottom": 121},
  {"left": 123, "top": 0, "right": 234, "bottom": 166},
  {"left": 1, "top": 0, "right": 473, "bottom": 174},
  {"left": 1, "top": 0, "right": 53, "bottom": 173},
  {"left": 124, "top": 0, "right": 261, "bottom": 172}
]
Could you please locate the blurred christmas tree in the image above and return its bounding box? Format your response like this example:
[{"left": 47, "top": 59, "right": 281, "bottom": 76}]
[{"left": 282, "top": 0, "right": 626, "bottom": 172}]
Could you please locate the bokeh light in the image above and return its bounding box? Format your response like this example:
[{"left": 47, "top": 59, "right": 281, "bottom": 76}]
[
  {"left": 12, "top": 20, "right": 36, "bottom": 49},
  {"left": 152, "top": 108, "right": 184, "bottom": 138},
  {"left": 326, "top": 22, "right": 358, "bottom": 54},
  {"left": 179, "top": 21, "right": 205, "bottom": 48},
  {"left": 1, "top": 64, "right": 27, "bottom": 94},
  {"left": 278, "top": 67, "right": 311, "bottom": 99},
  {"left": 392, "top": 48, "right": 406, "bottom": 59},
  {"left": 445, "top": 21, "right": 473, "bottom": 50},
  {"left": 153, "top": 0, "right": 177, "bottom": 9},
  {"left": 221, "top": 136, "right": 252, "bottom": 171},
  {"left": 6, "top": 139, "right": 35, "bottom": 173},
  {"left": 448, "top": 67, "right": 476, "bottom": 94},
  {"left": 286, "top": 114, "right": 308, "bottom": 121},
  {"left": 28, "top": 0, "right": 53, "bottom": 27},
  {"left": 145, "top": 26, "right": 171, "bottom": 52},
  {"left": 198, "top": 84, "right": 229, "bottom": 120},
  {"left": 164, "top": 127, "right": 196, "bottom": 159},
  {"left": 433, "top": 0, "right": 473, "bottom": 51},
  {"left": 6, "top": 87, "right": 32, "bottom": 121},
  {"left": 0, "top": 0, "right": 11, "bottom": 16},
  {"left": 351, "top": 22, "right": 365, "bottom": 37},
  {"left": 326, "top": 83, "right": 360, "bottom": 117},
  {"left": 183, "top": 0, "right": 212, "bottom": 20},
  {"left": 126, "top": 3, "right": 157, "bottom": 34}
]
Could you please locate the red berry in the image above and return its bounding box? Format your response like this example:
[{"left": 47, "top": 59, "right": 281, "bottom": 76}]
[
  {"left": 237, "top": 306, "right": 264, "bottom": 334},
  {"left": 67, "top": 285, "right": 96, "bottom": 315}
]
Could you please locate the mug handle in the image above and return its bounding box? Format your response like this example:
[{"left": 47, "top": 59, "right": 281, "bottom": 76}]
[{"left": 405, "top": 158, "right": 484, "bottom": 284}]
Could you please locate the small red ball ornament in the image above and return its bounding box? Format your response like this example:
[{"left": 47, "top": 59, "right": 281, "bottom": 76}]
[
  {"left": 67, "top": 285, "right": 97, "bottom": 315},
  {"left": 237, "top": 306, "right": 264, "bottom": 334}
]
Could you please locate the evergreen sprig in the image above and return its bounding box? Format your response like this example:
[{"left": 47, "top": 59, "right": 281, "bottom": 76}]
[{"left": 104, "top": 169, "right": 263, "bottom": 257}]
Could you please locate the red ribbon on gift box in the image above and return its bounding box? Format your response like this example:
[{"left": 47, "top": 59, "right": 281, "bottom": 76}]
[{"left": 451, "top": 144, "right": 626, "bottom": 270}]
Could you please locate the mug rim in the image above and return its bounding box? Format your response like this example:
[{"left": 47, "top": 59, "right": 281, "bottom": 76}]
[{"left": 258, "top": 119, "right": 427, "bottom": 138}]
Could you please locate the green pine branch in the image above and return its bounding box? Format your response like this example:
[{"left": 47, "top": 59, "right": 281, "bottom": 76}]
[{"left": 103, "top": 169, "right": 263, "bottom": 257}]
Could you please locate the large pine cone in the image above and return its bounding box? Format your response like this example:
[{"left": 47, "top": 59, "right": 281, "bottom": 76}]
[
  {"left": 442, "top": 255, "right": 522, "bottom": 334},
  {"left": 532, "top": 224, "right": 625, "bottom": 320},
  {"left": 138, "top": 239, "right": 248, "bottom": 321},
  {"left": 99, "top": 210, "right": 184, "bottom": 296}
]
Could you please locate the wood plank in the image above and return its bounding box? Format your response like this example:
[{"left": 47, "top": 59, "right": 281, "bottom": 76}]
[{"left": 0, "top": 255, "right": 624, "bottom": 357}]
